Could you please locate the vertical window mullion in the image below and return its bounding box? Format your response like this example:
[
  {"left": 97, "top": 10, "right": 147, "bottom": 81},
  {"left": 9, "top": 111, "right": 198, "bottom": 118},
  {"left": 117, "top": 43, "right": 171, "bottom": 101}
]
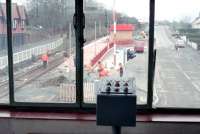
[
  {"left": 6, "top": 0, "right": 15, "bottom": 104},
  {"left": 74, "top": 0, "right": 85, "bottom": 107},
  {"left": 147, "top": 0, "right": 155, "bottom": 108}
]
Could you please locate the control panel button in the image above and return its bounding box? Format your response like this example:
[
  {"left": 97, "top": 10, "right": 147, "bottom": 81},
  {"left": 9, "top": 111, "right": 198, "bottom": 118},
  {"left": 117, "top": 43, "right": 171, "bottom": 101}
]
[
  {"left": 106, "top": 87, "right": 111, "bottom": 93},
  {"left": 107, "top": 82, "right": 112, "bottom": 86},
  {"left": 115, "top": 88, "right": 119, "bottom": 92},
  {"left": 115, "top": 81, "right": 120, "bottom": 87},
  {"left": 124, "top": 87, "right": 129, "bottom": 93},
  {"left": 123, "top": 82, "right": 128, "bottom": 87}
]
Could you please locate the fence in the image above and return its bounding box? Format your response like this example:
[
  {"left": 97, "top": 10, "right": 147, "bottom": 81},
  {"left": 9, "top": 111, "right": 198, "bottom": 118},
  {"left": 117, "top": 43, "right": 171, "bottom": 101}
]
[
  {"left": 91, "top": 42, "right": 114, "bottom": 66},
  {"left": 58, "top": 81, "right": 96, "bottom": 103},
  {"left": 83, "top": 36, "right": 109, "bottom": 66},
  {"left": 0, "top": 37, "right": 64, "bottom": 70}
]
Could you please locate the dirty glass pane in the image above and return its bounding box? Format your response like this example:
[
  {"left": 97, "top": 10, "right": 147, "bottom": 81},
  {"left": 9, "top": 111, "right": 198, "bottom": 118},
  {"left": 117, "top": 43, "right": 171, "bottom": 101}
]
[
  {"left": 83, "top": 0, "right": 149, "bottom": 105},
  {"left": 13, "top": 0, "right": 76, "bottom": 103},
  {"left": 154, "top": 0, "right": 200, "bottom": 108},
  {"left": 0, "top": 0, "right": 9, "bottom": 104}
]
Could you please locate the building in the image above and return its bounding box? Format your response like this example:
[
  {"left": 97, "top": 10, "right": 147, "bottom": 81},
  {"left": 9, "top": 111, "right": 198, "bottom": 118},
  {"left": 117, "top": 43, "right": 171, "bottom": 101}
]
[
  {"left": 0, "top": 3, "right": 27, "bottom": 49},
  {"left": 192, "top": 12, "right": 200, "bottom": 29},
  {"left": 109, "top": 24, "right": 135, "bottom": 44}
]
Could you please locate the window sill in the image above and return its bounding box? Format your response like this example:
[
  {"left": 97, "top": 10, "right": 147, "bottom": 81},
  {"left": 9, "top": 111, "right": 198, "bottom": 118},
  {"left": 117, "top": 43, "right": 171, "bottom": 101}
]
[{"left": 0, "top": 109, "right": 200, "bottom": 123}]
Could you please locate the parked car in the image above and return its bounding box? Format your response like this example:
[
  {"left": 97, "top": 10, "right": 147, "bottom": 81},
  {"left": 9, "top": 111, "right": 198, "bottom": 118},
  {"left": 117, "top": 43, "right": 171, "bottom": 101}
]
[
  {"left": 127, "top": 49, "right": 136, "bottom": 60},
  {"left": 175, "top": 39, "right": 185, "bottom": 48},
  {"left": 134, "top": 44, "right": 144, "bottom": 53}
]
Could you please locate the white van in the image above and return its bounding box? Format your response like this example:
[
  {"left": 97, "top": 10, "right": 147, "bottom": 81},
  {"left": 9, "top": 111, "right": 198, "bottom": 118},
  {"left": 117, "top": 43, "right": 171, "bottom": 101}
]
[{"left": 175, "top": 39, "right": 185, "bottom": 48}]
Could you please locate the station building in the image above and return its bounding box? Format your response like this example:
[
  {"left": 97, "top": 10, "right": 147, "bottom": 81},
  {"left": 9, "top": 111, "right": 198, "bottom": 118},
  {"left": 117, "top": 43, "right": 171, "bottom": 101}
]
[
  {"left": 0, "top": 3, "right": 27, "bottom": 49},
  {"left": 109, "top": 24, "right": 135, "bottom": 45},
  {"left": 192, "top": 12, "right": 200, "bottom": 29}
]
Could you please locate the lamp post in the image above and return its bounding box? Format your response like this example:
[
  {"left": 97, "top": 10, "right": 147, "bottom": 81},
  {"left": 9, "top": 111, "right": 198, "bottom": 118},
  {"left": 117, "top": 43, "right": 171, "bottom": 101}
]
[
  {"left": 95, "top": 21, "right": 97, "bottom": 56},
  {"left": 69, "top": 23, "right": 72, "bottom": 56},
  {"left": 113, "top": 0, "right": 116, "bottom": 66}
]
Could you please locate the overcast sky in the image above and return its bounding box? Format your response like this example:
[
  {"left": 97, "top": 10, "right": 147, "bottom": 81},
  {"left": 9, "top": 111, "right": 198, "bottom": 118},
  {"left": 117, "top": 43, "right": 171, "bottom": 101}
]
[
  {"left": 0, "top": 0, "right": 26, "bottom": 5},
  {"left": 96, "top": 0, "right": 200, "bottom": 22},
  {"left": 2, "top": 0, "right": 200, "bottom": 22}
]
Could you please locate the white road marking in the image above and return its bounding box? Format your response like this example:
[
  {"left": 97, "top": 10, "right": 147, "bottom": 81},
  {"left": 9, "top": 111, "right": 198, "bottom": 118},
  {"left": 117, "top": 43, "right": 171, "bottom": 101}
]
[
  {"left": 192, "top": 82, "right": 200, "bottom": 92},
  {"left": 173, "top": 61, "right": 191, "bottom": 80},
  {"left": 172, "top": 60, "right": 200, "bottom": 92}
]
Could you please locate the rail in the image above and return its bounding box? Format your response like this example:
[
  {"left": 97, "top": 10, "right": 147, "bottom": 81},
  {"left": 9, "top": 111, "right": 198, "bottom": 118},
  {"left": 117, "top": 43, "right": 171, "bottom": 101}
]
[{"left": 0, "top": 54, "right": 65, "bottom": 98}]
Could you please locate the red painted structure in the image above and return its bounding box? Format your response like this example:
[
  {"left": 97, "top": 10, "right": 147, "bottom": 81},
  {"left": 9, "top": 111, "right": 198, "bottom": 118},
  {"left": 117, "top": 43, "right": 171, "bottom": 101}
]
[
  {"left": 134, "top": 40, "right": 145, "bottom": 53},
  {"left": 109, "top": 24, "right": 135, "bottom": 45},
  {"left": 0, "top": 3, "right": 27, "bottom": 49},
  {"left": 91, "top": 42, "right": 114, "bottom": 66},
  {"left": 109, "top": 24, "right": 135, "bottom": 31}
]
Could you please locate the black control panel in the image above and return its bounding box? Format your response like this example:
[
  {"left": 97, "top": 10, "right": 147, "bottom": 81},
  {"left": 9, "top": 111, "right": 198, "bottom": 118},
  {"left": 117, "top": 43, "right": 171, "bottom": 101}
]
[
  {"left": 95, "top": 79, "right": 136, "bottom": 95},
  {"left": 96, "top": 79, "right": 137, "bottom": 127}
]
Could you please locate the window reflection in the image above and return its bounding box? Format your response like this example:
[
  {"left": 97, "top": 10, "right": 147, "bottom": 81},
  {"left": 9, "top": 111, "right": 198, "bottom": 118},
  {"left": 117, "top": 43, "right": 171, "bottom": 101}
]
[
  {"left": 12, "top": 0, "right": 76, "bottom": 103},
  {"left": 83, "top": 0, "right": 149, "bottom": 105},
  {"left": 0, "top": 0, "right": 9, "bottom": 103},
  {"left": 154, "top": 0, "right": 200, "bottom": 108}
]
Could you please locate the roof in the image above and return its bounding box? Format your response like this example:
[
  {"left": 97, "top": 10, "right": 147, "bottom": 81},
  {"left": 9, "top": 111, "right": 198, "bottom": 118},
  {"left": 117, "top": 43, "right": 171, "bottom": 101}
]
[
  {"left": 0, "top": 3, "right": 6, "bottom": 18},
  {"left": 109, "top": 24, "right": 135, "bottom": 31},
  {"left": 192, "top": 17, "right": 200, "bottom": 23},
  {"left": 192, "top": 12, "right": 200, "bottom": 25},
  {"left": 12, "top": 3, "right": 20, "bottom": 18},
  {"left": 0, "top": 3, "right": 27, "bottom": 20},
  {"left": 18, "top": 5, "right": 26, "bottom": 20}
]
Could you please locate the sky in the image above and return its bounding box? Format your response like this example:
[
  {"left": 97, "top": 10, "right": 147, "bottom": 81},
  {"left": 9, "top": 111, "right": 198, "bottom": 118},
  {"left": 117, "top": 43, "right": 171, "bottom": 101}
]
[
  {"left": 1, "top": 0, "right": 200, "bottom": 22},
  {"left": 96, "top": 0, "right": 200, "bottom": 22},
  {"left": 0, "top": 0, "right": 26, "bottom": 5}
]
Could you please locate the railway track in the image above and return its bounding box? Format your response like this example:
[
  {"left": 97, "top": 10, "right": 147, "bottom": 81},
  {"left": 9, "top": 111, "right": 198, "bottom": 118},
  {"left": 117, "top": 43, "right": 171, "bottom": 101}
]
[{"left": 0, "top": 54, "right": 65, "bottom": 99}]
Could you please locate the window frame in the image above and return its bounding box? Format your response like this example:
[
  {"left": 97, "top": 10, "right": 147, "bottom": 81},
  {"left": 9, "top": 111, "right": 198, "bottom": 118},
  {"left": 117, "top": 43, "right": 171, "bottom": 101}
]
[
  {"left": 3, "top": 0, "right": 80, "bottom": 109},
  {"left": 12, "top": 19, "right": 17, "bottom": 29},
  {"left": 81, "top": 0, "right": 154, "bottom": 109},
  {"left": 21, "top": 20, "right": 25, "bottom": 29},
  {"left": 1, "top": 0, "right": 199, "bottom": 113},
  {"left": 0, "top": 0, "right": 156, "bottom": 111}
]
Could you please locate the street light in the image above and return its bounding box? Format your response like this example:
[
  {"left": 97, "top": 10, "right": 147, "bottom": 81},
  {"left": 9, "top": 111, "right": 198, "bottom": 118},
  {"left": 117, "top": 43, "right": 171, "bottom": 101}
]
[
  {"left": 95, "top": 21, "right": 97, "bottom": 56},
  {"left": 113, "top": 0, "right": 117, "bottom": 66}
]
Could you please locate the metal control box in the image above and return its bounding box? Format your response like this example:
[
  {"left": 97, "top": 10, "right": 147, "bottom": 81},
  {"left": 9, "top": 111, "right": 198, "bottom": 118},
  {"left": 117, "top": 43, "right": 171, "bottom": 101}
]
[{"left": 96, "top": 79, "right": 136, "bottom": 126}]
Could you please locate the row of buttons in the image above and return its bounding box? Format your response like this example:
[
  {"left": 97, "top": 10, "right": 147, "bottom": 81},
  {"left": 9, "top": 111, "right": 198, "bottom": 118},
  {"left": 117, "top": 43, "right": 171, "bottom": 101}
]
[
  {"left": 106, "top": 81, "right": 129, "bottom": 93},
  {"left": 105, "top": 87, "right": 129, "bottom": 93},
  {"left": 106, "top": 81, "right": 129, "bottom": 87}
]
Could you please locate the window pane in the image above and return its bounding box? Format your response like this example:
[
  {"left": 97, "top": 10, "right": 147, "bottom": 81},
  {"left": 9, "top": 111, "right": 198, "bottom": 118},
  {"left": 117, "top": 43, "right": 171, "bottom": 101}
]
[
  {"left": 83, "top": 0, "right": 149, "bottom": 104},
  {"left": 13, "top": 0, "right": 76, "bottom": 103},
  {"left": 154, "top": 0, "right": 200, "bottom": 108},
  {"left": 0, "top": 0, "right": 9, "bottom": 103}
]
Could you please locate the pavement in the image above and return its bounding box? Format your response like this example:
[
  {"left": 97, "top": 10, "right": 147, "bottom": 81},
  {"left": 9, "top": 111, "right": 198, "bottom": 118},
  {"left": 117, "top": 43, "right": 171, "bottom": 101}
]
[{"left": 154, "top": 26, "right": 200, "bottom": 108}]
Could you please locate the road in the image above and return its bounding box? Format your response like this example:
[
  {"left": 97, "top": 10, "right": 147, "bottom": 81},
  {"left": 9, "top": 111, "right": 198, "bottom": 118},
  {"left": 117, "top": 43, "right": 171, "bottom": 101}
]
[{"left": 154, "top": 26, "right": 200, "bottom": 108}]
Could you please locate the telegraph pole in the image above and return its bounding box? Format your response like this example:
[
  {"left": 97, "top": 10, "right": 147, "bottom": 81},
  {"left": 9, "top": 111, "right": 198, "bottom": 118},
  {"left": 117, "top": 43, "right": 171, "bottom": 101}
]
[
  {"left": 95, "top": 21, "right": 97, "bottom": 56},
  {"left": 69, "top": 23, "right": 72, "bottom": 56},
  {"left": 99, "top": 21, "right": 101, "bottom": 36},
  {"left": 113, "top": 0, "right": 117, "bottom": 66}
]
